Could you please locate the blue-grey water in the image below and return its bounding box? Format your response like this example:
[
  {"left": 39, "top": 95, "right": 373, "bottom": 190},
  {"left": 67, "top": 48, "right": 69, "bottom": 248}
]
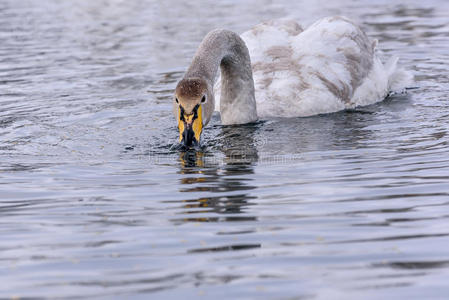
[{"left": 1, "top": 0, "right": 449, "bottom": 299}]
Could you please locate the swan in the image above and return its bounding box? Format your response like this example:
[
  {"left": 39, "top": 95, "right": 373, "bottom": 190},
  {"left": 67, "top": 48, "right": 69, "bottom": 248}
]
[{"left": 173, "top": 16, "right": 412, "bottom": 148}]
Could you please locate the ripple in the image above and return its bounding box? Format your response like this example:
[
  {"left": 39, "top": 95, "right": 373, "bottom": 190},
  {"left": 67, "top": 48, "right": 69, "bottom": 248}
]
[{"left": 1, "top": 0, "right": 449, "bottom": 299}]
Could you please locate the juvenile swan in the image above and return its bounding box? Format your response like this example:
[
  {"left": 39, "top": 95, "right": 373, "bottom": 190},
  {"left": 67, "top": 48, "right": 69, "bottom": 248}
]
[{"left": 173, "top": 16, "right": 412, "bottom": 147}]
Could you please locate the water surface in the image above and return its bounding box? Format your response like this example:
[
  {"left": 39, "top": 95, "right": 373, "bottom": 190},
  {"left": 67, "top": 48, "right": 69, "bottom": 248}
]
[{"left": 1, "top": 0, "right": 449, "bottom": 299}]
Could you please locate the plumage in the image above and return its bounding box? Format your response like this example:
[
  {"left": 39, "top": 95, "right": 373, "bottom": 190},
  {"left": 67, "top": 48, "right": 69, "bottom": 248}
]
[{"left": 214, "top": 16, "right": 412, "bottom": 118}]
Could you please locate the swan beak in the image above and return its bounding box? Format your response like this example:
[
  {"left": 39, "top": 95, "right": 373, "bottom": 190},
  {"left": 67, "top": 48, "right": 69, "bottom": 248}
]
[{"left": 178, "top": 105, "right": 203, "bottom": 147}]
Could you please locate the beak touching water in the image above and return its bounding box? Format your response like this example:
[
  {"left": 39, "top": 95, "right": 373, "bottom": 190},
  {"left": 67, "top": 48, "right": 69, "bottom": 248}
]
[{"left": 178, "top": 104, "right": 203, "bottom": 148}]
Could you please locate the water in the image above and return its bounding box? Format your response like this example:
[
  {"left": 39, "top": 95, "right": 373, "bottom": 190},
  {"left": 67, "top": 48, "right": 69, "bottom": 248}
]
[{"left": 1, "top": 0, "right": 449, "bottom": 299}]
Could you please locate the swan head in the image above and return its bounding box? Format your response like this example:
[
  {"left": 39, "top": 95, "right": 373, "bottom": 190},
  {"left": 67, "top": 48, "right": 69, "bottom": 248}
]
[{"left": 174, "top": 77, "right": 214, "bottom": 148}]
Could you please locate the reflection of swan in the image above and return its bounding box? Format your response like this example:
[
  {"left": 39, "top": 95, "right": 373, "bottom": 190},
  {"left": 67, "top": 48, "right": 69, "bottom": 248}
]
[
  {"left": 174, "top": 128, "right": 259, "bottom": 225},
  {"left": 173, "top": 16, "right": 412, "bottom": 147}
]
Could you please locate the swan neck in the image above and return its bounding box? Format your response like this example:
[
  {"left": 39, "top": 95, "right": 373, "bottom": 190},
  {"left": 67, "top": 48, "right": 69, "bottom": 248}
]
[{"left": 185, "top": 30, "right": 257, "bottom": 125}]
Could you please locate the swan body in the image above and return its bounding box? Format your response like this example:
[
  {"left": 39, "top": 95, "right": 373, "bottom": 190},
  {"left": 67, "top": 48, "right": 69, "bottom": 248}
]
[
  {"left": 174, "top": 16, "right": 412, "bottom": 146},
  {"left": 215, "top": 16, "right": 412, "bottom": 120}
]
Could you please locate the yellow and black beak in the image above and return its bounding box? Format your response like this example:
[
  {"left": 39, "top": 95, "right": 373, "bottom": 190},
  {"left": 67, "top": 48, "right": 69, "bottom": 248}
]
[{"left": 178, "top": 104, "right": 203, "bottom": 148}]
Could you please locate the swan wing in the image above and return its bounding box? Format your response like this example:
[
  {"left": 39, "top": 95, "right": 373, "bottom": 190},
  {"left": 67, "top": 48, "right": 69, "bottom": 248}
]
[{"left": 215, "top": 16, "right": 412, "bottom": 117}]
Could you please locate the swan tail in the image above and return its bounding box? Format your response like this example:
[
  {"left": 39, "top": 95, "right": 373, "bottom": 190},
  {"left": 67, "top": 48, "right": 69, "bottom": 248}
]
[{"left": 385, "top": 56, "right": 414, "bottom": 93}]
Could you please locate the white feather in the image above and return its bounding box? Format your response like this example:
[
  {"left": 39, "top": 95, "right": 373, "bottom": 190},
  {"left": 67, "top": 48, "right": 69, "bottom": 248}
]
[{"left": 215, "top": 16, "right": 412, "bottom": 117}]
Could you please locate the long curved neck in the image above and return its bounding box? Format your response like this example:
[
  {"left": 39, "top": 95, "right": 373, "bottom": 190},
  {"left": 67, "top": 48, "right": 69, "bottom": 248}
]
[{"left": 185, "top": 29, "right": 257, "bottom": 125}]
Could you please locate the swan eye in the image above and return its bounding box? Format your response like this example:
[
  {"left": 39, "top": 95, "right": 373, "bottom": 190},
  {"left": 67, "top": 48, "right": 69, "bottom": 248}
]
[
  {"left": 175, "top": 98, "right": 179, "bottom": 103},
  {"left": 201, "top": 95, "right": 206, "bottom": 103}
]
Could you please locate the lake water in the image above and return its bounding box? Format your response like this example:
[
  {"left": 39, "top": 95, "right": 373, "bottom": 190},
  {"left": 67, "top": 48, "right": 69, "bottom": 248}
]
[{"left": 1, "top": 0, "right": 449, "bottom": 299}]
